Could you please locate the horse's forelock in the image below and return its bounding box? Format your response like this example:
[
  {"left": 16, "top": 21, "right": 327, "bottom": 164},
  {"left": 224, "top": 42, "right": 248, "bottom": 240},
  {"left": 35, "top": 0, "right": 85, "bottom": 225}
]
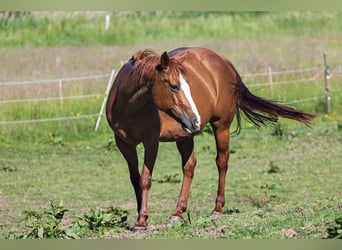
[{"left": 131, "top": 50, "right": 184, "bottom": 85}]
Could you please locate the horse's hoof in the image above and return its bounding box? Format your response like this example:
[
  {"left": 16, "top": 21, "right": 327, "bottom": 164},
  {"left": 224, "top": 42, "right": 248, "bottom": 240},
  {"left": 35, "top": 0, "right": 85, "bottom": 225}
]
[
  {"left": 131, "top": 225, "right": 147, "bottom": 232},
  {"left": 211, "top": 211, "right": 222, "bottom": 217},
  {"left": 131, "top": 223, "right": 147, "bottom": 233},
  {"left": 167, "top": 215, "right": 184, "bottom": 227}
]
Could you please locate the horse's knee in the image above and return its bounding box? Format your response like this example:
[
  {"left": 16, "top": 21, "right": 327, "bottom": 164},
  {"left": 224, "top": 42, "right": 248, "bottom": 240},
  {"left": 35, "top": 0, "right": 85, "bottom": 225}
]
[
  {"left": 184, "top": 157, "right": 197, "bottom": 178},
  {"left": 216, "top": 153, "right": 228, "bottom": 169},
  {"left": 140, "top": 176, "right": 151, "bottom": 189},
  {"left": 140, "top": 171, "right": 152, "bottom": 191}
]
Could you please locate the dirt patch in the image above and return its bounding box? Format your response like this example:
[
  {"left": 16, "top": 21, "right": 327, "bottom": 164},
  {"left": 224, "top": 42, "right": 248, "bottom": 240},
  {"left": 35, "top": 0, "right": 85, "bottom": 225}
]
[
  {"left": 2, "top": 35, "right": 340, "bottom": 85},
  {"left": 279, "top": 228, "right": 298, "bottom": 238},
  {"left": 2, "top": 36, "right": 337, "bottom": 83}
]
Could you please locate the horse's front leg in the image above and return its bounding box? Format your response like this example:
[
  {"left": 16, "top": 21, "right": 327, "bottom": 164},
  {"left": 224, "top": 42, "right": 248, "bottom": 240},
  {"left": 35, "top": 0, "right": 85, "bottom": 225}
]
[
  {"left": 114, "top": 135, "right": 141, "bottom": 215},
  {"left": 134, "top": 136, "right": 159, "bottom": 229},
  {"left": 170, "top": 138, "right": 196, "bottom": 222}
]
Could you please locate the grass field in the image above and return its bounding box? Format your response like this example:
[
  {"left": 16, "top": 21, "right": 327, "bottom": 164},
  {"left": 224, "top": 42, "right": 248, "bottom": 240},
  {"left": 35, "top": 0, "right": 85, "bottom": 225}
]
[
  {"left": 0, "top": 11, "right": 342, "bottom": 239},
  {"left": 1, "top": 123, "right": 341, "bottom": 239}
]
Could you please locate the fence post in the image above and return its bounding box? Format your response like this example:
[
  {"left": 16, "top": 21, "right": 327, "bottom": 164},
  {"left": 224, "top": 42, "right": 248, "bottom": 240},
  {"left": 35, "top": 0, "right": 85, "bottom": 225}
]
[
  {"left": 268, "top": 66, "right": 273, "bottom": 90},
  {"left": 323, "top": 52, "right": 331, "bottom": 114},
  {"left": 58, "top": 79, "right": 63, "bottom": 109},
  {"left": 105, "top": 15, "right": 110, "bottom": 30},
  {"left": 94, "top": 69, "right": 115, "bottom": 131}
]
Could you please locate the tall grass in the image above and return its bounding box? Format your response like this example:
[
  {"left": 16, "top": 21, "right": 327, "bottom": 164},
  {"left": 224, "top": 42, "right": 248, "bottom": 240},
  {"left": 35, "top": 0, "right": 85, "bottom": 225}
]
[{"left": 1, "top": 11, "right": 342, "bottom": 48}]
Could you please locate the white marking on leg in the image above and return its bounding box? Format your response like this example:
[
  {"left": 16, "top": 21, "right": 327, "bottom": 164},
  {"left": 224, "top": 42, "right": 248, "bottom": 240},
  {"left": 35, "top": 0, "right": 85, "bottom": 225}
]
[{"left": 179, "top": 74, "right": 201, "bottom": 126}]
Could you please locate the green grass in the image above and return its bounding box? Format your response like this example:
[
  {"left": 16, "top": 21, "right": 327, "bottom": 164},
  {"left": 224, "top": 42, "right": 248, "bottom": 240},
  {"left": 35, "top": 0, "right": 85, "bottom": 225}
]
[
  {"left": 1, "top": 11, "right": 342, "bottom": 48},
  {"left": 0, "top": 123, "right": 341, "bottom": 239}
]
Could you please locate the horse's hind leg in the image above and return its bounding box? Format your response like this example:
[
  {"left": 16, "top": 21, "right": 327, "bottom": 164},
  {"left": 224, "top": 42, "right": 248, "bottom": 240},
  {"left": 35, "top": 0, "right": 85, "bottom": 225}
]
[
  {"left": 211, "top": 125, "right": 230, "bottom": 214},
  {"left": 170, "top": 138, "right": 196, "bottom": 222}
]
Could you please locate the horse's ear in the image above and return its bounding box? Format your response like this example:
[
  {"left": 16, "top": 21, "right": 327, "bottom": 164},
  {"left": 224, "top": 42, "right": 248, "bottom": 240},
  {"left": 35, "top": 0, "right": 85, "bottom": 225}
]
[{"left": 160, "top": 51, "right": 170, "bottom": 70}]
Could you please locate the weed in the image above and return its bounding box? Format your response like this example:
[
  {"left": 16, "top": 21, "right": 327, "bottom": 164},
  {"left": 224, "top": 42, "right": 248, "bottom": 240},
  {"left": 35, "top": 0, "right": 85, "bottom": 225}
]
[
  {"left": 193, "top": 216, "right": 216, "bottom": 228},
  {"left": 0, "top": 165, "right": 17, "bottom": 172},
  {"left": 48, "top": 132, "right": 64, "bottom": 146},
  {"left": 15, "top": 201, "right": 129, "bottom": 239},
  {"left": 73, "top": 206, "right": 129, "bottom": 235},
  {"left": 260, "top": 183, "right": 278, "bottom": 190},
  {"left": 223, "top": 208, "right": 241, "bottom": 215},
  {"left": 245, "top": 193, "right": 270, "bottom": 208},
  {"left": 202, "top": 124, "right": 213, "bottom": 135},
  {"left": 245, "top": 192, "right": 281, "bottom": 208},
  {"left": 272, "top": 123, "right": 284, "bottom": 137},
  {"left": 325, "top": 216, "right": 342, "bottom": 239},
  {"left": 337, "top": 122, "right": 342, "bottom": 131},
  {"left": 17, "top": 201, "right": 73, "bottom": 239},
  {"left": 104, "top": 139, "right": 117, "bottom": 151},
  {"left": 267, "top": 161, "right": 282, "bottom": 174},
  {"left": 154, "top": 174, "right": 181, "bottom": 184}
]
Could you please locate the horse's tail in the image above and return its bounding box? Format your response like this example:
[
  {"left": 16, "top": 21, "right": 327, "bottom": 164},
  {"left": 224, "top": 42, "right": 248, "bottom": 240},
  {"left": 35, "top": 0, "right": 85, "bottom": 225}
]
[{"left": 234, "top": 78, "right": 316, "bottom": 134}]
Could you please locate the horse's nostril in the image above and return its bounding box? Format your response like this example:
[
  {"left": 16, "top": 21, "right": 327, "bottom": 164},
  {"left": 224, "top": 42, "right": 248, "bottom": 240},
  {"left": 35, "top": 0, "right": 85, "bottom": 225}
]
[{"left": 192, "top": 117, "right": 200, "bottom": 130}]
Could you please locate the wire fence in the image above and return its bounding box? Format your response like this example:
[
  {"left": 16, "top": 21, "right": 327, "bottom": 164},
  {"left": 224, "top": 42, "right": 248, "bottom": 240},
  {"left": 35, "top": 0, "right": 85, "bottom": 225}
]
[
  {"left": 240, "top": 66, "right": 326, "bottom": 105},
  {"left": 0, "top": 94, "right": 101, "bottom": 104},
  {"left": 0, "top": 72, "right": 112, "bottom": 127},
  {"left": 0, "top": 73, "right": 110, "bottom": 86},
  {"left": 0, "top": 62, "right": 341, "bottom": 127}
]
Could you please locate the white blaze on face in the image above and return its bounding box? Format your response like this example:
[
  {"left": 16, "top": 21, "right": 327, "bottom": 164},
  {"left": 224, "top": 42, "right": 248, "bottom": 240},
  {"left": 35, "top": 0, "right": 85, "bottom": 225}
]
[{"left": 179, "top": 74, "right": 201, "bottom": 126}]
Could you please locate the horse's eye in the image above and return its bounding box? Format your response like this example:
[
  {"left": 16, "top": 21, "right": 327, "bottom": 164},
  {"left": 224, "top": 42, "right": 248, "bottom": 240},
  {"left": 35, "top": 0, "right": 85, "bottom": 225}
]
[{"left": 170, "top": 84, "right": 180, "bottom": 93}]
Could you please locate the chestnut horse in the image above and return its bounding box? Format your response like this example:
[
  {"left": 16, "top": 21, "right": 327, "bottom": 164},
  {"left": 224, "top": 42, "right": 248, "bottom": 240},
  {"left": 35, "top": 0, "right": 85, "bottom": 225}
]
[{"left": 106, "top": 47, "right": 315, "bottom": 230}]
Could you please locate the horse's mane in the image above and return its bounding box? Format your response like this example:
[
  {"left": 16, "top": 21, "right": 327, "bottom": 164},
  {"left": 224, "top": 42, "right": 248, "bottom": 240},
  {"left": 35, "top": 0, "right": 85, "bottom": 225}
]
[{"left": 128, "top": 49, "right": 185, "bottom": 93}]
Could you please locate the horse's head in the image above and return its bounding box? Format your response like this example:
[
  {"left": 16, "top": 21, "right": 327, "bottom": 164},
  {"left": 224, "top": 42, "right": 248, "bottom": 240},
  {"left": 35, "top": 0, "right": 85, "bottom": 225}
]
[{"left": 151, "top": 51, "right": 201, "bottom": 134}]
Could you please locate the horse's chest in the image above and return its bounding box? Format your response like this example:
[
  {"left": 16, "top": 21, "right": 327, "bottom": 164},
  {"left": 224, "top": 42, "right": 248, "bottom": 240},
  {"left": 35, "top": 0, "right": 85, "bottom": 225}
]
[
  {"left": 113, "top": 111, "right": 158, "bottom": 145},
  {"left": 113, "top": 122, "right": 141, "bottom": 143}
]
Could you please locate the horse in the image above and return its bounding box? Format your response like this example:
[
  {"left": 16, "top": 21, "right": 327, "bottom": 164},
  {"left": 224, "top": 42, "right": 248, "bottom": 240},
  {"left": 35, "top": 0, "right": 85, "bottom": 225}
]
[{"left": 106, "top": 47, "right": 315, "bottom": 230}]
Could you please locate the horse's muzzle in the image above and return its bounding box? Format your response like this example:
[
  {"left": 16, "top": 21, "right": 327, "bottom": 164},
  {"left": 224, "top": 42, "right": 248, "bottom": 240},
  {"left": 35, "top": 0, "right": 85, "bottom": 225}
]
[{"left": 182, "top": 116, "right": 200, "bottom": 134}]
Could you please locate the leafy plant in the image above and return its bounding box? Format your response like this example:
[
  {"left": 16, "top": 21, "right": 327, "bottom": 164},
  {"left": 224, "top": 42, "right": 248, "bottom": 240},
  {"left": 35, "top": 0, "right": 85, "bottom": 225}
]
[
  {"left": 154, "top": 174, "right": 181, "bottom": 183},
  {"left": 193, "top": 216, "right": 216, "bottom": 228},
  {"left": 325, "top": 216, "right": 342, "bottom": 239},
  {"left": 74, "top": 206, "right": 129, "bottom": 235},
  {"left": 272, "top": 123, "right": 284, "bottom": 137},
  {"left": 105, "top": 139, "right": 116, "bottom": 151},
  {"left": 223, "top": 208, "right": 241, "bottom": 215},
  {"left": 267, "top": 161, "right": 282, "bottom": 174},
  {"left": 16, "top": 201, "right": 129, "bottom": 239},
  {"left": 244, "top": 192, "right": 281, "bottom": 209},
  {"left": 202, "top": 124, "right": 213, "bottom": 135},
  {"left": 18, "top": 200, "right": 74, "bottom": 239},
  {"left": 48, "top": 132, "right": 64, "bottom": 146}
]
